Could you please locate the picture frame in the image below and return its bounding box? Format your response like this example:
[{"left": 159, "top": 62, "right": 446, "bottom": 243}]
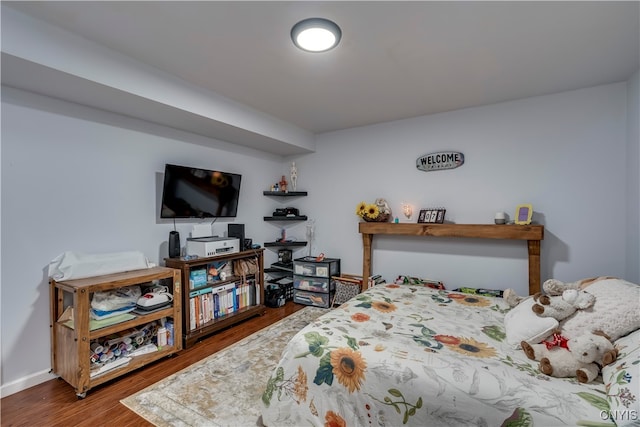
[{"left": 514, "top": 204, "right": 533, "bottom": 225}]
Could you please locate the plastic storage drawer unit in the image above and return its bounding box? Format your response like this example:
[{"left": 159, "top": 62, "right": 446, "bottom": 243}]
[
  {"left": 293, "top": 290, "right": 334, "bottom": 308},
  {"left": 294, "top": 275, "right": 335, "bottom": 293},
  {"left": 293, "top": 257, "right": 340, "bottom": 278}
]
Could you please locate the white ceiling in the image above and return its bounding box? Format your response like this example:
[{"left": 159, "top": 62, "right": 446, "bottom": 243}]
[{"left": 3, "top": 1, "right": 639, "bottom": 136}]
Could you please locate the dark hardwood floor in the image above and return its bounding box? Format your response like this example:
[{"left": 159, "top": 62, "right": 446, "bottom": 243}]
[{"left": 0, "top": 302, "right": 305, "bottom": 427}]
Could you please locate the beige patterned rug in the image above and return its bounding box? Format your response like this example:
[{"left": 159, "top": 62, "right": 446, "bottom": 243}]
[{"left": 121, "top": 306, "right": 327, "bottom": 426}]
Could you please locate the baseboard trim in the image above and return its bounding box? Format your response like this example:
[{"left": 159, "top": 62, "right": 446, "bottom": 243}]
[{"left": 1, "top": 370, "right": 57, "bottom": 398}]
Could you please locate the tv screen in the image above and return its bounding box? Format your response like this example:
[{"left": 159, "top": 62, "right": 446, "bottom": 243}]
[{"left": 160, "top": 164, "right": 241, "bottom": 218}]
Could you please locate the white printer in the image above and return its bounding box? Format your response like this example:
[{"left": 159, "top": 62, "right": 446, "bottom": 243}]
[{"left": 186, "top": 236, "right": 240, "bottom": 257}]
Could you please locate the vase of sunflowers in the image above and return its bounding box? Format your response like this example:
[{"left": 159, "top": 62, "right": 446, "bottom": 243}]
[{"left": 355, "top": 199, "right": 392, "bottom": 222}]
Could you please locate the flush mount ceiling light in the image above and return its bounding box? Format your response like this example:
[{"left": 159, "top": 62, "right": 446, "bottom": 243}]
[{"left": 291, "top": 18, "right": 341, "bottom": 52}]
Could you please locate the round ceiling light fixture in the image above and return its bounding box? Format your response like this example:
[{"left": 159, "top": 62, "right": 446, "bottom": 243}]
[{"left": 291, "top": 17, "right": 341, "bottom": 53}]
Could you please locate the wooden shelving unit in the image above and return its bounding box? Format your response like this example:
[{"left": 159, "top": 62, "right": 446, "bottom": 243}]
[
  {"left": 165, "top": 249, "right": 266, "bottom": 349},
  {"left": 359, "top": 223, "right": 544, "bottom": 294},
  {"left": 50, "top": 267, "right": 182, "bottom": 398}
]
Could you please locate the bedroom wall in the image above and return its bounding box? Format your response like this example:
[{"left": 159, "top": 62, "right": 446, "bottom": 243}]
[
  {"left": 627, "top": 70, "right": 640, "bottom": 283},
  {"left": 1, "top": 80, "right": 633, "bottom": 396},
  {"left": 295, "top": 82, "right": 630, "bottom": 294},
  {"left": 0, "top": 87, "right": 289, "bottom": 396}
]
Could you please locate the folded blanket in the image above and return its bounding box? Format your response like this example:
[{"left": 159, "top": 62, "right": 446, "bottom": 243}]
[{"left": 48, "top": 250, "right": 151, "bottom": 280}]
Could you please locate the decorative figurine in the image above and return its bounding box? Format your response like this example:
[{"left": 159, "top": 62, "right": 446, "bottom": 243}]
[
  {"left": 290, "top": 162, "right": 298, "bottom": 191},
  {"left": 279, "top": 175, "right": 288, "bottom": 192}
]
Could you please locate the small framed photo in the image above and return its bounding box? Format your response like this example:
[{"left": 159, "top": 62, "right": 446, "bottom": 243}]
[{"left": 515, "top": 204, "right": 533, "bottom": 225}]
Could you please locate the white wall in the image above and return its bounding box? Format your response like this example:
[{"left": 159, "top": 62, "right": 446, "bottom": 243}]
[
  {"left": 297, "top": 83, "right": 630, "bottom": 294},
  {"left": 627, "top": 70, "right": 640, "bottom": 282},
  {"left": 0, "top": 87, "right": 288, "bottom": 396}
]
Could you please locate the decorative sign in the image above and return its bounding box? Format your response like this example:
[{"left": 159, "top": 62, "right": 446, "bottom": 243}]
[
  {"left": 416, "top": 151, "right": 465, "bottom": 172},
  {"left": 418, "top": 208, "right": 446, "bottom": 224}
]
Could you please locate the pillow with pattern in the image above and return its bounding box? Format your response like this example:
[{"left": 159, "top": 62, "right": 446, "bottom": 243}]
[{"left": 601, "top": 329, "right": 640, "bottom": 426}]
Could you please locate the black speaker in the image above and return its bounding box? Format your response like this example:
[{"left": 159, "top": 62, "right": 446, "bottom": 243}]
[
  {"left": 243, "top": 238, "right": 253, "bottom": 250},
  {"left": 168, "top": 231, "right": 181, "bottom": 258},
  {"left": 228, "top": 223, "right": 245, "bottom": 250}
]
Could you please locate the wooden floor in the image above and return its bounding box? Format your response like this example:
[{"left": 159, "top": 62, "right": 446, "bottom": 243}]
[{"left": 0, "top": 302, "right": 305, "bottom": 427}]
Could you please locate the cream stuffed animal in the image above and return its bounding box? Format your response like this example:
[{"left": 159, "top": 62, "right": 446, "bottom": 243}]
[
  {"left": 374, "top": 198, "right": 392, "bottom": 216},
  {"left": 521, "top": 330, "right": 618, "bottom": 383},
  {"left": 530, "top": 289, "right": 596, "bottom": 320},
  {"left": 541, "top": 277, "right": 640, "bottom": 341}
]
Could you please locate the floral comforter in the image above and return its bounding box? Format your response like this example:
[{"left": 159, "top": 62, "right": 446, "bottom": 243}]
[{"left": 261, "top": 283, "right": 616, "bottom": 426}]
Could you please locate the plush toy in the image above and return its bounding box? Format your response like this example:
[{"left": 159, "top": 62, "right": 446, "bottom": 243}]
[
  {"left": 521, "top": 330, "right": 618, "bottom": 383},
  {"left": 542, "top": 276, "right": 616, "bottom": 296},
  {"left": 374, "top": 198, "right": 392, "bottom": 216},
  {"left": 541, "top": 277, "right": 640, "bottom": 341},
  {"left": 504, "top": 277, "right": 640, "bottom": 347},
  {"left": 530, "top": 289, "right": 595, "bottom": 320}
]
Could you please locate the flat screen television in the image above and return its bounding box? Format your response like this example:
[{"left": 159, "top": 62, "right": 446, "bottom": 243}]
[{"left": 160, "top": 164, "right": 241, "bottom": 219}]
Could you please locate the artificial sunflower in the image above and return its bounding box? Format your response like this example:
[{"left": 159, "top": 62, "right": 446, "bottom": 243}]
[
  {"left": 446, "top": 337, "right": 497, "bottom": 358},
  {"left": 330, "top": 347, "right": 367, "bottom": 393},
  {"left": 365, "top": 204, "right": 380, "bottom": 219},
  {"left": 355, "top": 201, "right": 367, "bottom": 217}
]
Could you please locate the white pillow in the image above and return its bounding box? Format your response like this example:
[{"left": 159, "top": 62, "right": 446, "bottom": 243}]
[
  {"left": 504, "top": 297, "right": 558, "bottom": 348},
  {"left": 560, "top": 278, "right": 640, "bottom": 341}
]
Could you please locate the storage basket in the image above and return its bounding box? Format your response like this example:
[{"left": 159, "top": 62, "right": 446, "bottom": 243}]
[
  {"left": 331, "top": 274, "right": 363, "bottom": 306},
  {"left": 363, "top": 213, "right": 391, "bottom": 222}
]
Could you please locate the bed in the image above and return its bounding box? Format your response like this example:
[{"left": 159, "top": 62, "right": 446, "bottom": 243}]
[
  {"left": 261, "top": 225, "right": 639, "bottom": 426},
  {"left": 262, "top": 282, "right": 639, "bottom": 426}
]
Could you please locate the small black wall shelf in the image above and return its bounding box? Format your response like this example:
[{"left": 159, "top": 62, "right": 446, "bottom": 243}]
[
  {"left": 264, "top": 216, "right": 308, "bottom": 221},
  {"left": 263, "top": 191, "right": 308, "bottom": 197}
]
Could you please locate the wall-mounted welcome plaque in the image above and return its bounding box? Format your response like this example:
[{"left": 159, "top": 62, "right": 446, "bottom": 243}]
[{"left": 416, "top": 151, "right": 464, "bottom": 172}]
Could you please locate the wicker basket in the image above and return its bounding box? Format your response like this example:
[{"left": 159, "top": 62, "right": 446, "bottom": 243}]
[{"left": 363, "top": 213, "right": 391, "bottom": 222}]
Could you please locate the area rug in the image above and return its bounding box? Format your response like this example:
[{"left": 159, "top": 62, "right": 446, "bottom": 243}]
[{"left": 120, "top": 306, "right": 327, "bottom": 426}]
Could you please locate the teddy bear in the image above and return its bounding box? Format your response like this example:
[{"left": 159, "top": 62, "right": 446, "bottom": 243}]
[{"left": 521, "top": 330, "right": 618, "bottom": 383}]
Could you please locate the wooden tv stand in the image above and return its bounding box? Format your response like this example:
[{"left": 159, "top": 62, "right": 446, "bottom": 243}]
[{"left": 359, "top": 223, "right": 544, "bottom": 295}]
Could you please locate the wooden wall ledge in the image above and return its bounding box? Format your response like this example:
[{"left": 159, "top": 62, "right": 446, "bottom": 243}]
[{"left": 359, "top": 223, "right": 544, "bottom": 295}]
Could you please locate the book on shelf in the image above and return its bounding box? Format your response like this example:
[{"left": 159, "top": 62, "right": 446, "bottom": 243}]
[
  {"left": 188, "top": 277, "right": 261, "bottom": 331},
  {"left": 189, "top": 295, "right": 196, "bottom": 330}
]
